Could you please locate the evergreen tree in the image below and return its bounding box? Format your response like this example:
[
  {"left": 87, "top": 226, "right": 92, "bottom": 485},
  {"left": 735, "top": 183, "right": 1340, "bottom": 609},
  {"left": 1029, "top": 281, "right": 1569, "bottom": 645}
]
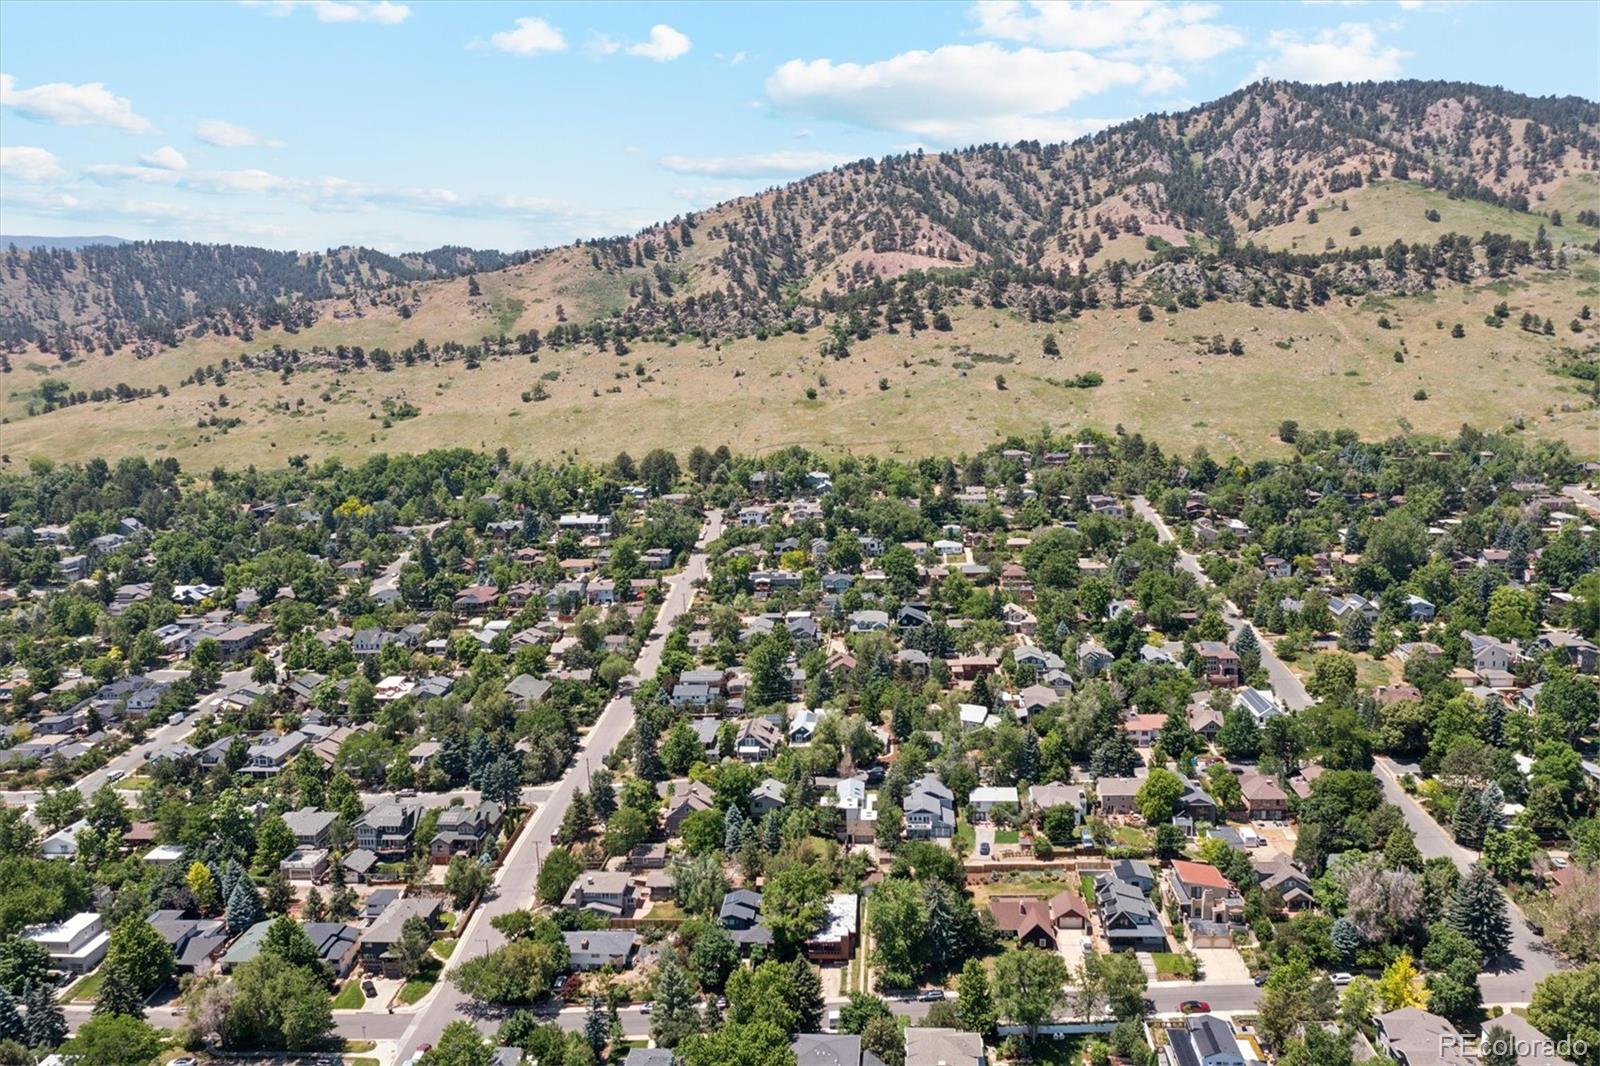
[
  {"left": 1385, "top": 827, "right": 1423, "bottom": 872},
  {"left": 588, "top": 767, "right": 617, "bottom": 820},
  {"left": 583, "top": 994, "right": 609, "bottom": 1057},
  {"left": 1331, "top": 918, "right": 1362, "bottom": 964},
  {"left": 226, "top": 876, "right": 264, "bottom": 934},
  {"left": 0, "top": 987, "right": 22, "bottom": 1042},
  {"left": 1090, "top": 726, "right": 1139, "bottom": 778},
  {"left": 93, "top": 967, "right": 147, "bottom": 1018},
  {"left": 789, "top": 958, "right": 824, "bottom": 1033},
  {"left": 1449, "top": 864, "right": 1513, "bottom": 959},
  {"left": 1452, "top": 789, "right": 1489, "bottom": 848},
  {"left": 23, "top": 983, "right": 67, "bottom": 1048},
  {"left": 650, "top": 954, "right": 700, "bottom": 1049},
  {"left": 1232, "top": 626, "right": 1261, "bottom": 676},
  {"left": 723, "top": 805, "right": 745, "bottom": 853}
]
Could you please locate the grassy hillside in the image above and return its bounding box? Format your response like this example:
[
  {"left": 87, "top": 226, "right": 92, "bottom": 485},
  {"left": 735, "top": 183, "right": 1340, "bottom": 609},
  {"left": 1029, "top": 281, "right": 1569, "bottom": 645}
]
[{"left": 7, "top": 253, "right": 1593, "bottom": 468}]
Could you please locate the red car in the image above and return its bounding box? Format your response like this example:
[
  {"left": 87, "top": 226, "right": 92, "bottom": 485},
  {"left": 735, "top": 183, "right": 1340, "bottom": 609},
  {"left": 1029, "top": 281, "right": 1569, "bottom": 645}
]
[{"left": 1179, "top": 1000, "right": 1210, "bottom": 1014}]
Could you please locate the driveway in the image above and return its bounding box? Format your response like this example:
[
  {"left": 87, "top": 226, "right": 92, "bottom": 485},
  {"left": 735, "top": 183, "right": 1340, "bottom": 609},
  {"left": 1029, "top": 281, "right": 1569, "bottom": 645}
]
[{"left": 1193, "top": 945, "right": 1252, "bottom": 983}]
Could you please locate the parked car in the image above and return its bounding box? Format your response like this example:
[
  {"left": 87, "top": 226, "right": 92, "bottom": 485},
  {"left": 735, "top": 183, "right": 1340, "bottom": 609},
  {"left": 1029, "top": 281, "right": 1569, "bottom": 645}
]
[
  {"left": 1179, "top": 1000, "right": 1210, "bottom": 1014},
  {"left": 1331, "top": 972, "right": 1354, "bottom": 987},
  {"left": 362, "top": 980, "right": 377, "bottom": 997},
  {"left": 917, "top": 989, "right": 945, "bottom": 1001},
  {"left": 1253, "top": 973, "right": 1269, "bottom": 987},
  {"left": 978, "top": 841, "right": 991, "bottom": 856},
  {"left": 639, "top": 1003, "right": 653, "bottom": 1015}
]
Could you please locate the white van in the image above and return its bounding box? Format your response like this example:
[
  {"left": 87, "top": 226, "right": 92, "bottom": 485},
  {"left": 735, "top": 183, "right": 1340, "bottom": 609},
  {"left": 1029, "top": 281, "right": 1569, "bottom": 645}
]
[{"left": 825, "top": 1009, "right": 841, "bottom": 1033}]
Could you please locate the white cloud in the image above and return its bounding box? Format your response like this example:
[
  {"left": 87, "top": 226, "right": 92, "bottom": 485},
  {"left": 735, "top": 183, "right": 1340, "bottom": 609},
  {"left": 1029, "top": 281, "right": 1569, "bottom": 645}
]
[
  {"left": 195, "top": 118, "right": 283, "bottom": 148},
  {"left": 85, "top": 163, "right": 183, "bottom": 185},
  {"left": 1250, "top": 23, "right": 1409, "bottom": 83},
  {"left": 242, "top": 1, "right": 410, "bottom": 24},
  {"left": 658, "top": 150, "right": 856, "bottom": 178},
  {"left": 485, "top": 17, "right": 567, "bottom": 56},
  {"left": 3, "top": 186, "right": 81, "bottom": 211},
  {"left": 969, "top": 1, "right": 1243, "bottom": 63},
  {"left": 0, "top": 73, "right": 153, "bottom": 133},
  {"left": 767, "top": 43, "right": 1138, "bottom": 143},
  {"left": 627, "top": 24, "right": 692, "bottom": 61},
  {"left": 0, "top": 146, "right": 68, "bottom": 183},
  {"left": 140, "top": 146, "right": 189, "bottom": 170}
]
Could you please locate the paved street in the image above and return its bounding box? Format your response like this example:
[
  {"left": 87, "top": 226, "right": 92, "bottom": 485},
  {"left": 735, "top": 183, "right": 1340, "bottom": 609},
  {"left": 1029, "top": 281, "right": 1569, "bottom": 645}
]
[
  {"left": 1373, "top": 758, "right": 1567, "bottom": 1003},
  {"left": 0, "top": 664, "right": 259, "bottom": 814},
  {"left": 390, "top": 508, "right": 723, "bottom": 1062},
  {"left": 1560, "top": 483, "right": 1600, "bottom": 516},
  {"left": 1131, "top": 495, "right": 1310, "bottom": 710}
]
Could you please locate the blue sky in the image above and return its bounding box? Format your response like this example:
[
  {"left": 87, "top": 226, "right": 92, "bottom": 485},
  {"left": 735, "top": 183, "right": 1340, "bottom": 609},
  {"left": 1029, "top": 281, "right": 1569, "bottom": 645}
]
[{"left": 2, "top": 1, "right": 1596, "bottom": 253}]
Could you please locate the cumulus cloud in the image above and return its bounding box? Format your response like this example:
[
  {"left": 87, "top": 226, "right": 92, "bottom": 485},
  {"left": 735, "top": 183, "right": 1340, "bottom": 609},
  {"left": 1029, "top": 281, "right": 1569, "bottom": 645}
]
[
  {"left": 970, "top": 0, "right": 1244, "bottom": 63},
  {"left": 241, "top": 1, "right": 410, "bottom": 24},
  {"left": 485, "top": 17, "right": 567, "bottom": 56},
  {"left": 195, "top": 118, "right": 282, "bottom": 148},
  {"left": 767, "top": 43, "right": 1137, "bottom": 143},
  {"left": 627, "top": 24, "right": 692, "bottom": 61},
  {"left": 658, "top": 150, "right": 856, "bottom": 178},
  {"left": 0, "top": 73, "right": 153, "bottom": 132},
  {"left": 0, "top": 145, "right": 68, "bottom": 183},
  {"left": 140, "top": 146, "right": 189, "bottom": 170},
  {"left": 1250, "top": 23, "right": 1410, "bottom": 83}
]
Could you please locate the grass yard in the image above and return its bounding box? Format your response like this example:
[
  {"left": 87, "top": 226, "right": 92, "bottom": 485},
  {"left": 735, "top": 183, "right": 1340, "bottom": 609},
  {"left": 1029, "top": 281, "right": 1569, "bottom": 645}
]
[
  {"left": 1112, "top": 826, "right": 1153, "bottom": 849},
  {"left": 62, "top": 969, "right": 106, "bottom": 1003},
  {"left": 396, "top": 960, "right": 442, "bottom": 1006},
  {"left": 995, "top": 829, "right": 1021, "bottom": 845},
  {"left": 433, "top": 938, "right": 459, "bottom": 960},
  {"left": 955, "top": 816, "right": 976, "bottom": 851},
  {"left": 1153, "top": 952, "right": 1199, "bottom": 979},
  {"left": 330, "top": 980, "right": 365, "bottom": 1010}
]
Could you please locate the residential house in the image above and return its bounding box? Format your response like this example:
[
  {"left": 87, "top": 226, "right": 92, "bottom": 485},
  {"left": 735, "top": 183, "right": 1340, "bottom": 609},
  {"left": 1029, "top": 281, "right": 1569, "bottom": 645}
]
[
  {"left": 904, "top": 775, "right": 956, "bottom": 839},
  {"left": 750, "top": 778, "right": 787, "bottom": 817},
  {"left": 803, "top": 893, "right": 859, "bottom": 963},
  {"left": 1194, "top": 642, "right": 1240, "bottom": 687},
  {"left": 280, "top": 848, "right": 330, "bottom": 883},
  {"left": 353, "top": 800, "right": 420, "bottom": 859},
  {"left": 662, "top": 780, "right": 715, "bottom": 834},
  {"left": 968, "top": 785, "right": 1020, "bottom": 821},
  {"left": 735, "top": 718, "right": 783, "bottom": 763},
  {"left": 1374, "top": 1008, "right": 1472, "bottom": 1066},
  {"left": 1166, "top": 1015, "right": 1246, "bottom": 1066},
  {"left": 904, "top": 1029, "right": 984, "bottom": 1066},
  {"left": 562, "top": 872, "right": 637, "bottom": 918},
  {"left": 1076, "top": 640, "right": 1114, "bottom": 677},
  {"left": 23, "top": 913, "right": 109, "bottom": 975},
  {"left": 1239, "top": 773, "right": 1289, "bottom": 822},
  {"left": 1165, "top": 860, "right": 1245, "bottom": 924},
  {"left": 563, "top": 931, "right": 639, "bottom": 972},
  {"left": 1097, "top": 877, "right": 1166, "bottom": 951},
  {"left": 430, "top": 801, "right": 503, "bottom": 862},
  {"left": 361, "top": 898, "right": 442, "bottom": 977},
  {"left": 1095, "top": 778, "right": 1141, "bottom": 817},
  {"left": 147, "top": 910, "right": 228, "bottom": 976},
  {"left": 988, "top": 897, "right": 1057, "bottom": 950},
  {"left": 719, "top": 889, "right": 775, "bottom": 953},
  {"left": 1049, "top": 891, "right": 1091, "bottom": 930}
]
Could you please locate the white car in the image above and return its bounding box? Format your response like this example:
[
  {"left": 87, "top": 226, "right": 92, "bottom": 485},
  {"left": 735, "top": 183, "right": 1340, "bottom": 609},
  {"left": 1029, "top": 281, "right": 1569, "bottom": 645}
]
[{"left": 1331, "top": 972, "right": 1354, "bottom": 987}]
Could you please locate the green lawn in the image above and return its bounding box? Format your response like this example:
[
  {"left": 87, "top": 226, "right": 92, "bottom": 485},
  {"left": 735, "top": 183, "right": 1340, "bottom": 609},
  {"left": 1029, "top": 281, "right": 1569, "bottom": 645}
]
[
  {"left": 62, "top": 970, "right": 106, "bottom": 1003},
  {"left": 433, "top": 939, "right": 459, "bottom": 960},
  {"left": 330, "top": 980, "right": 365, "bottom": 1010},
  {"left": 995, "top": 829, "right": 1020, "bottom": 845},
  {"left": 1079, "top": 874, "right": 1097, "bottom": 905},
  {"left": 397, "top": 960, "right": 442, "bottom": 1006},
  {"left": 955, "top": 817, "right": 975, "bottom": 850},
  {"left": 1112, "top": 826, "right": 1152, "bottom": 849},
  {"left": 1153, "top": 952, "right": 1198, "bottom": 979}
]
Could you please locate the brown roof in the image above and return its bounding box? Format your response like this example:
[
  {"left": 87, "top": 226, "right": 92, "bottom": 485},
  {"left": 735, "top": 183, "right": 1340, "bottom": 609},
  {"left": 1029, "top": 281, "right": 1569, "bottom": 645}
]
[
  {"left": 1049, "top": 890, "right": 1091, "bottom": 923},
  {"left": 988, "top": 897, "right": 1054, "bottom": 940}
]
